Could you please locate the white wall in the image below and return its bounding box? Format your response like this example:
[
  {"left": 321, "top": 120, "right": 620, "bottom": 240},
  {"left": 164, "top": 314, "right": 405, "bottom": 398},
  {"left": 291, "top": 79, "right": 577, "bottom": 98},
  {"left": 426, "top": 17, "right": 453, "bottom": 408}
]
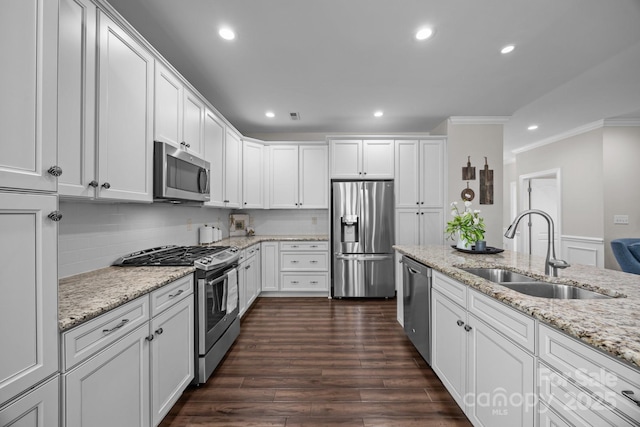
[{"left": 58, "top": 201, "right": 231, "bottom": 278}]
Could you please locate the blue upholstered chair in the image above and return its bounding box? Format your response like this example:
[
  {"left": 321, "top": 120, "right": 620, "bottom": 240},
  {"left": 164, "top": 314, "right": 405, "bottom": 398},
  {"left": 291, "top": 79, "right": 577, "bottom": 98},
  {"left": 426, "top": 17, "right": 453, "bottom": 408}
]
[{"left": 611, "top": 238, "right": 640, "bottom": 275}]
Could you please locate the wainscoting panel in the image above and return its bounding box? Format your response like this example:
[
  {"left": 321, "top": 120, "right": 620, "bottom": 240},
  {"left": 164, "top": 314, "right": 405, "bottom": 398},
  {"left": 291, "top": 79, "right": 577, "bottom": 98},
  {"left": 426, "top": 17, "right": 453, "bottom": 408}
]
[{"left": 561, "top": 235, "right": 604, "bottom": 268}]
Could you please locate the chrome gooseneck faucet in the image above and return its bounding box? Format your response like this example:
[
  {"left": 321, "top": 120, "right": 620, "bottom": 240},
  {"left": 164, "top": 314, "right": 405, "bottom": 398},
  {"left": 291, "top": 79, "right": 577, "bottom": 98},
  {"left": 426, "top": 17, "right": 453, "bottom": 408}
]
[{"left": 504, "top": 209, "right": 570, "bottom": 277}]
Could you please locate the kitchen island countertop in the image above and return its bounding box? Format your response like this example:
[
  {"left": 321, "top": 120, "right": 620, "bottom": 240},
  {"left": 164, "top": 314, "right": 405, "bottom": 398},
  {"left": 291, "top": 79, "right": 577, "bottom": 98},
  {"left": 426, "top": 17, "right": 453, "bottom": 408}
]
[{"left": 394, "top": 244, "right": 640, "bottom": 369}]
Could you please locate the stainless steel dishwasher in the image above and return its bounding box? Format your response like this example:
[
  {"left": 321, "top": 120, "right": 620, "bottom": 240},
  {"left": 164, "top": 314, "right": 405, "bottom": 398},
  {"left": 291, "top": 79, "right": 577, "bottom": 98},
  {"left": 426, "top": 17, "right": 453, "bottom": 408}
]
[{"left": 402, "top": 256, "right": 432, "bottom": 365}]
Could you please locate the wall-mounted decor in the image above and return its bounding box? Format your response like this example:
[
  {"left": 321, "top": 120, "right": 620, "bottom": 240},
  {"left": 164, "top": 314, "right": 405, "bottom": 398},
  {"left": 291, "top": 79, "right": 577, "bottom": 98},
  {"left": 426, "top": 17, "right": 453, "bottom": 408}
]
[
  {"left": 461, "top": 182, "right": 475, "bottom": 201},
  {"left": 462, "top": 156, "right": 476, "bottom": 180},
  {"left": 229, "top": 213, "right": 249, "bottom": 236},
  {"left": 480, "top": 157, "right": 494, "bottom": 205}
]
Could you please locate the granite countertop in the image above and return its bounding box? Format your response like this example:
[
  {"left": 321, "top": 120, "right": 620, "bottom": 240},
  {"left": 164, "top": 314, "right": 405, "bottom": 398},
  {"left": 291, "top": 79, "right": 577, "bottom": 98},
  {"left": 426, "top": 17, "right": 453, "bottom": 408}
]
[
  {"left": 209, "top": 234, "right": 328, "bottom": 250},
  {"left": 394, "top": 244, "right": 640, "bottom": 369},
  {"left": 58, "top": 235, "right": 328, "bottom": 332},
  {"left": 58, "top": 266, "right": 194, "bottom": 332}
]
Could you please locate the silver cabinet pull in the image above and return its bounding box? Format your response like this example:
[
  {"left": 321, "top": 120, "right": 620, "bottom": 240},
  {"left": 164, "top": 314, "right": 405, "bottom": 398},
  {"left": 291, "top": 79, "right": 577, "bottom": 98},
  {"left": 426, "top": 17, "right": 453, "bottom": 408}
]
[
  {"left": 88, "top": 180, "right": 98, "bottom": 188},
  {"left": 310, "top": 245, "right": 318, "bottom": 248},
  {"left": 464, "top": 325, "right": 473, "bottom": 332},
  {"left": 101, "top": 182, "right": 111, "bottom": 189},
  {"left": 169, "top": 289, "right": 184, "bottom": 298},
  {"left": 291, "top": 281, "right": 299, "bottom": 284},
  {"left": 48, "top": 165, "right": 63, "bottom": 176},
  {"left": 47, "top": 211, "right": 63, "bottom": 222},
  {"left": 245, "top": 265, "right": 251, "bottom": 270},
  {"left": 310, "top": 281, "right": 318, "bottom": 284},
  {"left": 291, "top": 260, "right": 299, "bottom": 264},
  {"left": 622, "top": 390, "right": 640, "bottom": 407},
  {"left": 146, "top": 334, "right": 154, "bottom": 341},
  {"left": 291, "top": 245, "right": 299, "bottom": 248},
  {"left": 155, "top": 328, "right": 164, "bottom": 336},
  {"left": 103, "top": 319, "right": 129, "bottom": 334},
  {"left": 310, "top": 260, "right": 318, "bottom": 264},
  {"left": 456, "top": 320, "right": 464, "bottom": 327}
]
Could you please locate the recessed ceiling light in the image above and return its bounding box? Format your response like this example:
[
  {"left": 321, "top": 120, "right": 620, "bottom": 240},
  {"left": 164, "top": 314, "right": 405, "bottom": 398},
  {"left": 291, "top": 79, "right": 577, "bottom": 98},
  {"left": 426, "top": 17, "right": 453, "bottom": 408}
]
[
  {"left": 374, "top": 111, "right": 384, "bottom": 118},
  {"left": 265, "top": 111, "right": 275, "bottom": 118},
  {"left": 501, "top": 45, "right": 515, "bottom": 54},
  {"left": 527, "top": 124, "right": 539, "bottom": 131},
  {"left": 415, "top": 27, "right": 434, "bottom": 41},
  {"left": 219, "top": 27, "right": 235, "bottom": 41}
]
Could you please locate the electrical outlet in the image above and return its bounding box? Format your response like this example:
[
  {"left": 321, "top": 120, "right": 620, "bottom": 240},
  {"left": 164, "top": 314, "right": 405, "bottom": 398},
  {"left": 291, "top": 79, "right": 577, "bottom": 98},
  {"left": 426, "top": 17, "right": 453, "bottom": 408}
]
[
  {"left": 311, "top": 217, "right": 317, "bottom": 225},
  {"left": 187, "top": 218, "right": 193, "bottom": 231},
  {"left": 614, "top": 215, "right": 629, "bottom": 225}
]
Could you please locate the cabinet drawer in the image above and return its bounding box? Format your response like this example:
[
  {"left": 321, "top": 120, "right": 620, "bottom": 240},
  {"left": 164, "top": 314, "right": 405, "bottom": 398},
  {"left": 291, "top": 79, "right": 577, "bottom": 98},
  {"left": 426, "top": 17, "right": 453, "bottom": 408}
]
[
  {"left": 150, "top": 274, "right": 194, "bottom": 317},
  {"left": 432, "top": 271, "right": 467, "bottom": 307},
  {"left": 280, "top": 273, "right": 328, "bottom": 291},
  {"left": 468, "top": 288, "right": 536, "bottom": 353},
  {"left": 62, "top": 296, "right": 150, "bottom": 371},
  {"left": 539, "top": 324, "right": 640, "bottom": 423},
  {"left": 280, "top": 241, "right": 328, "bottom": 251},
  {"left": 280, "top": 252, "right": 328, "bottom": 271},
  {"left": 539, "top": 361, "right": 635, "bottom": 427}
]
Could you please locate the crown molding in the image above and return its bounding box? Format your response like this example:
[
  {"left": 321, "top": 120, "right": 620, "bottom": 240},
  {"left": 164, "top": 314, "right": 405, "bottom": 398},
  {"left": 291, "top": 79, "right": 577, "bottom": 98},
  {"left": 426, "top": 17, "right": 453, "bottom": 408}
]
[
  {"left": 603, "top": 118, "right": 640, "bottom": 127},
  {"left": 449, "top": 116, "right": 510, "bottom": 125}
]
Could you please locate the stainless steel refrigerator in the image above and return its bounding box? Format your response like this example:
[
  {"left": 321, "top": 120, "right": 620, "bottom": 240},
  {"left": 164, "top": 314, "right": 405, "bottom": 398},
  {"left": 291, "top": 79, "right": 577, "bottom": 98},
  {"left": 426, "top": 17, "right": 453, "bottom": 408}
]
[{"left": 331, "top": 180, "right": 395, "bottom": 298}]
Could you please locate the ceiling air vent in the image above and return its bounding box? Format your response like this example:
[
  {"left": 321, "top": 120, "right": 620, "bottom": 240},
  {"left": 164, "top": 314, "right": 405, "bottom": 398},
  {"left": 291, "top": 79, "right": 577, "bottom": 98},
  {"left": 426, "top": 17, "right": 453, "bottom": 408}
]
[{"left": 290, "top": 112, "right": 300, "bottom": 121}]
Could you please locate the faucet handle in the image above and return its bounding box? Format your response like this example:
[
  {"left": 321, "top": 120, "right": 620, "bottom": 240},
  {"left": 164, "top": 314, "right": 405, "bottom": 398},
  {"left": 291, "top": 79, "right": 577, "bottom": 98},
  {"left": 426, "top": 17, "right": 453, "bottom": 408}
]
[{"left": 549, "top": 259, "right": 570, "bottom": 269}]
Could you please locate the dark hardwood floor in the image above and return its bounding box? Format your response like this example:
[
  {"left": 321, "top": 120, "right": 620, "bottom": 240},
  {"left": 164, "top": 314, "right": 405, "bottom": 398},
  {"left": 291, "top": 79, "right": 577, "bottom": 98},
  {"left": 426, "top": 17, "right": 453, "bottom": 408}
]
[{"left": 160, "top": 297, "right": 472, "bottom": 427}]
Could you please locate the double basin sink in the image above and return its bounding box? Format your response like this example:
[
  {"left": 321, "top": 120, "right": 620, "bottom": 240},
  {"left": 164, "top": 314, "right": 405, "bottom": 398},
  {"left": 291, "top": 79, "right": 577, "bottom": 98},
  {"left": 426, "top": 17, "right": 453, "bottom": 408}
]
[{"left": 461, "top": 268, "right": 613, "bottom": 299}]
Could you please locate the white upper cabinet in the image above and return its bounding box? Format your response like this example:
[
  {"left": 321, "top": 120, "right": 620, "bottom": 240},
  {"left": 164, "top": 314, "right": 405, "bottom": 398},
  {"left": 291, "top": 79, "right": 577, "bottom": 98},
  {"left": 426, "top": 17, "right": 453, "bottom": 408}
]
[
  {"left": 0, "top": 193, "right": 58, "bottom": 407},
  {"left": 182, "top": 88, "right": 204, "bottom": 156},
  {"left": 57, "top": 0, "right": 97, "bottom": 198},
  {"left": 330, "top": 139, "right": 394, "bottom": 179},
  {"left": 154, "top": 63, "right": 183, "bottom": 147},
  {"left": 0, "top": 0, "right": 58, "bottom": 192},
  {"left": 419, "top": 140, "right": 444, "bottom": 208},
  {"left": 242, "top": 140, "right": 264, "bottom": 208},
  {"left": 96, "top": 12, "right": 154, "bottom": 202},
  {"left": 224, "top": 130, "right": 242, "bottom": 208},
  {"left": 395, "top": 140, "right": 420, "bottom": 208},
  {"left": 269, "top": 144, "right": 328, "bottom": 209},
  {"left": 203, "top": 109, "right": 225, "bottom": 207}
]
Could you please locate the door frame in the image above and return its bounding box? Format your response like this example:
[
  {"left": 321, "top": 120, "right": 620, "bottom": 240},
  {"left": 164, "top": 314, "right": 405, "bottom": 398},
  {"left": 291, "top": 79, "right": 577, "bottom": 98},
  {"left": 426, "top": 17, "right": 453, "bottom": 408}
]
[{"left": 517, "top": 168, "right": 562, "bottom": 255}]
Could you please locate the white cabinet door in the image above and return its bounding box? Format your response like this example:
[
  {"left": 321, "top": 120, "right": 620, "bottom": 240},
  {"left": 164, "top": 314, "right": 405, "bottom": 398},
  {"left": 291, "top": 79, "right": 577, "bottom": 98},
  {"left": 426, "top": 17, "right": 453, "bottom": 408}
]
[
  {"left": 150, "top": 297, "right": 194, "bottom": 426},
  {"left": 0, "top": 193, "right": 58, "bottom": 407},
  {"left": 224, "top": 130, "right": 242, "bottom": 208},
  {"left": 467, "top": 314, "right": 535, "bottom": 427},
  {"left": 0, "top": 376, "right": 59, "bottom": 427},
  {"left": 395, "top": 140, "right": 419, "bottom": 208},
  {"left": 419, "top": 209, "right": 444, "bottom": 245},
  {"left": 182, "top": 88, "right": 204, "bottom": 156},
  {"left": 154, "top": 63, "right": 182, "bottom": 148},
  {"left": 431, "top": 289, "right": 467, "bottom": 409},
  {"left": 362, "top": 140, "right": 394, "bottom": 178},
  {"left": 96, "top": 12, "right": 153, "bottom": 202},
  {"left": 246, "top": 254, "right": 259, "bottom": 308},
  {"left": 0, "top": 0, "right": 58, "bottom": 192},
  {"left": 269, "top": 145, "right": 299, "bottom": 209},
  {"left": 330, "top": 140, "right": 361, "bottom": 178},
  {"left": 299, "top": 145, "right": 328, "bottom": 209},
  {"left": 242, "top": 140, "right": 264, "bottom": 208},
  {"left": 203, "top": 109, "right": 225, "bottom": 207},
  {"left": 261, "top": 242, "right": 279, "bottom": 291},
  {"left": 419, "top": 140, "right": 445, "bottom": 208},
  {"left": 57, "top": 0, "right": 97, "bottom": 198},
  {"left": 64, "top": 325, "right": 150, "bottom": 427},
  {"left": 395, "top": 209, "right": 421, "bottom": 246}
]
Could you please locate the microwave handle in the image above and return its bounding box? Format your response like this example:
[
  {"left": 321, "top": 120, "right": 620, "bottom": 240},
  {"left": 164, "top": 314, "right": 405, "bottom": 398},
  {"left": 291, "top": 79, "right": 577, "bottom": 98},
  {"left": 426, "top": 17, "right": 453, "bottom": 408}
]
[{"left": 199, "top": 168, "right": 210, "bottom": 194}]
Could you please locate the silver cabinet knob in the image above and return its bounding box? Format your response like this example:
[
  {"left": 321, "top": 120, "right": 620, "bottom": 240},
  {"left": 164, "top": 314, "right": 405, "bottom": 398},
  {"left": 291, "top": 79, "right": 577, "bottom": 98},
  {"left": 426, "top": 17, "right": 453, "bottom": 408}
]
[
  {"left": 155, "top": 328, "right": 163, "bottom": 335},
  {"left": 47, "top": 165, "right": 63, "bottom": 177},
  {"left": 456, "top": 320, "right": 464, "bottom": 327},
  {"left": 88, "top": 180, "right": 99, "bottom": 188},
  {"left": 464, "top": 325, "right": 473, "bottom": 332},
  {"left": 101, "top": 182, "right": 111, "bottom": 189},
  {"left": 47, "top": 211, "right": 63, "bottom": 222},
  {"left": 146, "top": 335, "right": 154, "bottom": 341}
]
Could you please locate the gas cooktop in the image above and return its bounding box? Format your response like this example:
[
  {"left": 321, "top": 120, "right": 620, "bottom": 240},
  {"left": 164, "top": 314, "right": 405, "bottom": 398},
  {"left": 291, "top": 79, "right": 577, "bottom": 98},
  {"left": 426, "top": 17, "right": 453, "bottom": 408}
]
[{"left": 113, "top": 245, "right": 239, "bottom": 270}]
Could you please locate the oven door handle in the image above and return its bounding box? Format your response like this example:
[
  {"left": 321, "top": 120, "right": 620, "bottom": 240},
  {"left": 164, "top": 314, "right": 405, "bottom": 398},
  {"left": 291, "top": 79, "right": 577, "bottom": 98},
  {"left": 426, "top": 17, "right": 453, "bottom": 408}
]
[{"left": 205, "top": 274, "right": 227, "bottom": 287}]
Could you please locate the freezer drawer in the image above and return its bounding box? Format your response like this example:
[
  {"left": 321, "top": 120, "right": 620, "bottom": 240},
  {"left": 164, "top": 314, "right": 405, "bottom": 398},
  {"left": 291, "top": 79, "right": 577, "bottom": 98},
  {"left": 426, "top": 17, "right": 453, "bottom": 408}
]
[{"left": 333, "top": 254, "right": 395, "bottom": 298}]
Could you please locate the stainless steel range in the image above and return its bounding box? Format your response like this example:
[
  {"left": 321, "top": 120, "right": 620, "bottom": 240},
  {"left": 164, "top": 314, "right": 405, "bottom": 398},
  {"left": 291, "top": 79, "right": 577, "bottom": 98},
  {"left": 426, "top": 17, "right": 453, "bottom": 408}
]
[{"left": 114, "top": 245, "right": 240, "bottom": 384}]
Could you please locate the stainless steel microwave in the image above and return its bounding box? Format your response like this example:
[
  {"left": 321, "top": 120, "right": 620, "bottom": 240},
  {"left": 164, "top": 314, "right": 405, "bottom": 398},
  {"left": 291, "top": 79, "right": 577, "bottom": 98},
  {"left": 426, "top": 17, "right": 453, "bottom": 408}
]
[{"left": 154, "top": 141, "right": 210, "bottom": 203}]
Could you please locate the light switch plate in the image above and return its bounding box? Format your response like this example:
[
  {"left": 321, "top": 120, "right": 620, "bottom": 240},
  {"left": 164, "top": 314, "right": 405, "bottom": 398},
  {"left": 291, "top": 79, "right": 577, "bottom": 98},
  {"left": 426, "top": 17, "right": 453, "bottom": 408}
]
[{"left": 614, "top": 215, "right": 629, "bottom": 225}]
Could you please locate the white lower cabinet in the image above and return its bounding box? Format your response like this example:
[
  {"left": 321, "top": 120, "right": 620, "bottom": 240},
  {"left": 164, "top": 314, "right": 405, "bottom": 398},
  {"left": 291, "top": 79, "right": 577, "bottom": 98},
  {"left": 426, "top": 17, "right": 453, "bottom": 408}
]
[
  {"left": 261, "top": 242, "right": 280, "bottom": 292},
  {"left": 239, "top": 245, "right": 260, "bottom": 317},
  {"left": 279, "top": 242, "right": 329, "bottom": 293},
  {"left": 0, "top": 376, "right": 59, "bottom": 427},
  {"left": 62, "top": 275, "right": 194, "bottom": 427},
  {"left": 431, "top": 272, "right": 535, "bottom": 427}
]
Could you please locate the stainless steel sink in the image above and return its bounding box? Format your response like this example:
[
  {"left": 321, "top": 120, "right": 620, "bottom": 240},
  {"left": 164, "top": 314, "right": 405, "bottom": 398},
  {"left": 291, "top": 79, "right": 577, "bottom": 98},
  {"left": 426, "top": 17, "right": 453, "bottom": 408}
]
[{"left": 461, "top": 268, "right": 612, "bottom": 300}]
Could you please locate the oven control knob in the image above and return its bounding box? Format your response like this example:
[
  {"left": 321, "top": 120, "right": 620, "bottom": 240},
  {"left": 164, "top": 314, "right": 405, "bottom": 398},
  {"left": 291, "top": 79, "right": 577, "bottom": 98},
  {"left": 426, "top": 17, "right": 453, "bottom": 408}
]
[{"left": 201, "top": 257, "right": 212, "bottom": 264}]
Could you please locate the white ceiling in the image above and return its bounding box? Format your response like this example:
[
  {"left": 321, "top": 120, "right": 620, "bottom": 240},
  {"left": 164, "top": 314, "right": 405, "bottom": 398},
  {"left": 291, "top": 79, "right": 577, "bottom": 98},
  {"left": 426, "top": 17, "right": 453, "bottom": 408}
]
[{"left": 106, "top": 0, "right": 640, "bottom": 160}]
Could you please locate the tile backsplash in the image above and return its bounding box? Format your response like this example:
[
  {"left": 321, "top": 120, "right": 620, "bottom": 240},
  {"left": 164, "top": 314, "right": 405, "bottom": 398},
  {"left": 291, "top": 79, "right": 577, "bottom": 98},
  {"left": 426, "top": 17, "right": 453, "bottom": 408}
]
[{"left": 59, "top": 201, "right": 329, "bottom": 278}]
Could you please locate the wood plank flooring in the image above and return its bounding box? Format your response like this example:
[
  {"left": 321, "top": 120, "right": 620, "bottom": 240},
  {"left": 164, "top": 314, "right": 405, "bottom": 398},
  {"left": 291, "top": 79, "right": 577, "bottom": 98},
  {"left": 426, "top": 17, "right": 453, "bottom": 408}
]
[{"left": 160, "top": 297, "right": 472, "bottom": 427}]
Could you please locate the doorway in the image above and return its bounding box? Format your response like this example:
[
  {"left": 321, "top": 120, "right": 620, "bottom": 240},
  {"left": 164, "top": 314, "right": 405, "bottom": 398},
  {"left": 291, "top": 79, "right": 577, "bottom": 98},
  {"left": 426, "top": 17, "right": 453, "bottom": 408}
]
[{"left": 518, "top": 169, "right": 561, "bottom": 256}]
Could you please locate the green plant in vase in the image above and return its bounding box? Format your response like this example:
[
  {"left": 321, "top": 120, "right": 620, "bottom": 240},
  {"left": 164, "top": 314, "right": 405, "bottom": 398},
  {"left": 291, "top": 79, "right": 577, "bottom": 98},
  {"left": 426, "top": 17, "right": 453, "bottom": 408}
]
[{"left": 446, "top": 200, "right": 485, "bottom": 249}]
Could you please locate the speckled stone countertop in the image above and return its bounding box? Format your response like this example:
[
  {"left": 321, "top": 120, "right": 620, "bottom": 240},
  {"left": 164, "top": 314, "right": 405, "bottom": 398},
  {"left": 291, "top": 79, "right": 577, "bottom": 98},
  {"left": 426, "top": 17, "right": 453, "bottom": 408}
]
[
  {"left": 394, "top": 244, "right": 640, "bottom": 369},
  {"left": 209, "top": 234, "right": 328, "bottom": 250},
  {"left": 58, "top": 266, "right": 194, "bottom": 332}
]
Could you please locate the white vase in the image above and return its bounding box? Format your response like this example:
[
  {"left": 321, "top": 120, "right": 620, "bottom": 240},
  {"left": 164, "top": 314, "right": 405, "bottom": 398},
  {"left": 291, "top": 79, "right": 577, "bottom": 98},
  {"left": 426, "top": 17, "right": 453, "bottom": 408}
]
[{"left": 456, "top": 233, "right": 472, "bottom": 250}]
